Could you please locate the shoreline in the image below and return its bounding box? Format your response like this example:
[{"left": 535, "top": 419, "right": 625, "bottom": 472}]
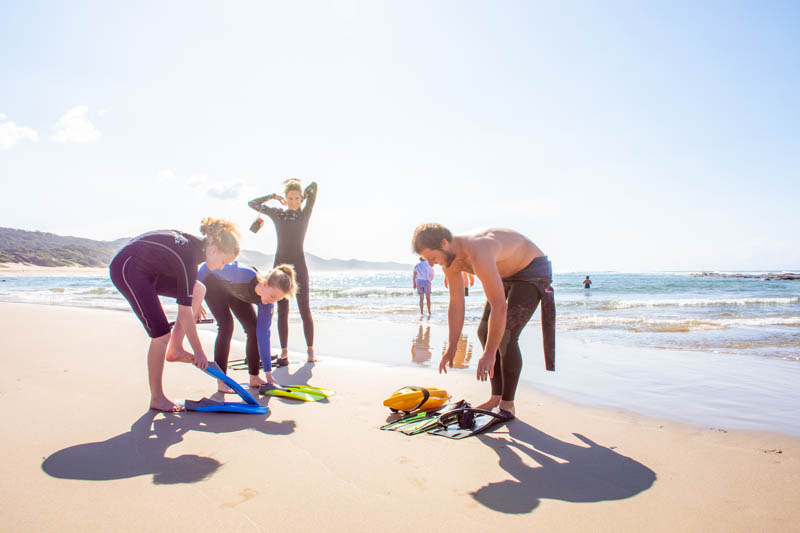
[
  {"left": 0, "top": 263, "right": 108, "bottom": 277},
  {"left": 3, "top": 299, "right": 800, "bottom": 437},
  {"left": 1, "top": 301, "right": 798, "bottom": 532}
]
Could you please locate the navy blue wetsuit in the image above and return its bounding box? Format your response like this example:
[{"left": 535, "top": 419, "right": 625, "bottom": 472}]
[
  {"left": 109, "top": 230, "right": 205, "bottom": 338},
  {"left": 248, "top": 182, "right": 317, "bottom": 350},
  {"left": 198, "top": 261, "right": 274, "bottom": 375}
]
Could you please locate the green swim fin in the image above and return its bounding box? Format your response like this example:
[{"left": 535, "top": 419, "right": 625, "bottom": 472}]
[
  {"left": 258, "top": 383, "right": 326, "bottom": 402},
  {"left": 284, "top": 384, "right": 335, "bottom": 397}
]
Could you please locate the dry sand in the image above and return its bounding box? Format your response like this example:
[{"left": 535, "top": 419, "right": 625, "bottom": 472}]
[{"left": 0, "top": 302, "right": 798, "bottom": 532}]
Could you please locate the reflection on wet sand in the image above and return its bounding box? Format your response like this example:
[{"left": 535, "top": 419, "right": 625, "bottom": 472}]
[
  {"left": 411, "top": 325, "right": 432, "bottom": 363},
  {"left": 450, "top": 334, "right": 473, "bottom": 369},
  {"left": 410, "top": 325, "right": 473, "bottom": 368}
]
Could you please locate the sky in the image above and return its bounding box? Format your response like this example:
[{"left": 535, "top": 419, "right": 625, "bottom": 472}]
[{"left": 1, "top": 1, "right": 798, "bottom": 272}]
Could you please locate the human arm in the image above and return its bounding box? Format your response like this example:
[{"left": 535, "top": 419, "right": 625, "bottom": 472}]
[
  {"left": 248, "top": 194, "right": 285, "bottom": 218},
  {"left": 168, "top": 281, "right": 209, "bottom": 369},
  {"left": 439, "top": 268, "right": 466, "bottom": 373},
  {"left": 413, "top": 270, "right": 418, "bottom": 289},
  {"left": 471, "top": 253, "right": 507, "bottom": 381},
  {"left": 301, "top": 181, "right": 318, "bottom": 217},
  {"left": 256, "top": 303, "right": 274, "bottom": 374}
]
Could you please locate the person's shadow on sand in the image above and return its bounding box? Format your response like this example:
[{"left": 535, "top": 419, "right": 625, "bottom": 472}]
[
  {"left": 42, "top": 409, "right": 295, "bottom": 485},
  {"left": 471, "top": 420, "right": 656, "bottom": 513}
]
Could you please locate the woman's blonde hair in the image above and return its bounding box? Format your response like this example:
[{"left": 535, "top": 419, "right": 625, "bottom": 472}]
[
  {"left": 257, "top": 263, "right": 297, "bottom": 298},
  {"left": 199, "top": 217, "right": 241, "bottom": 255},
  {"left": 283, "top": 178, "right": 303, "bottom": 196}
]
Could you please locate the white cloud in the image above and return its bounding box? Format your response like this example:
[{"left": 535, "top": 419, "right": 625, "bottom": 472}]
[
  {"left": 207, "top": 180, "right": 245, "bottom": 200},
  {"left": 0, "top": 115, "right": 39, "bottom": 150},
  {"left": 51, "top": 105, "right": 101, "bottom": 144},
  {"left": 156, "top": 169, "right": 176, "bottom": 182},
  {"left": 186, "top": 174, "right": 208, "bottom": 189}
]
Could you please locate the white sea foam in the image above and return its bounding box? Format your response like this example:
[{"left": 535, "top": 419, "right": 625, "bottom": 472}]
[{"left": 598, "top": 296, "right": 800, "bottom": 310}]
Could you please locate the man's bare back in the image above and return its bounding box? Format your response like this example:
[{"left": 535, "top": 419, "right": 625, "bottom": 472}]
[{"left": 444, "top": 228, "right": 544, "bottom": 279}]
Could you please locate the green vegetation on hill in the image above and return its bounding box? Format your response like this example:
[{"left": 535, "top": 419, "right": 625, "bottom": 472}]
[
  {"left": 0, "top": 227, "right": 412, "bottom": 270},
  {"left": 0, "top": 227, "right": 126, "bottom": 267}
]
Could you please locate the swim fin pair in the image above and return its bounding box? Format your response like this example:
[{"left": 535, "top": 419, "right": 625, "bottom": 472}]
[
  {"left": 258, "top": 383, "right": 334, "bottom": 402},
  {"left": 429, "top": 408, "right": 514, "bottom": 439},
  {"left": 381, "top": 400, "right": 470, "bottom": 435},
  {"left": 185, "top": 362, "right": 269, "bottom": 414}
]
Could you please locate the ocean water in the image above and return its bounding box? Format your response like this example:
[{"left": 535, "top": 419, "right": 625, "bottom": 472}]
[
  {"left": 1, "top": 270, "right": 798, "bottom": 361},
  {"left": 3, "top": 269, "right": 800, "bottom": 434}
]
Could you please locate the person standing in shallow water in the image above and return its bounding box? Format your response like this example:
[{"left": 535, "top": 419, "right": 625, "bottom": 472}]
[
  {"left": 412, "top": 223, "right": 556, "bottom": 417},
  {"left": 583, "top": 275, "right": 592, "bottom": 289},
  {"left": 248, "top": 179, "right": 318, "bottom": 364}
]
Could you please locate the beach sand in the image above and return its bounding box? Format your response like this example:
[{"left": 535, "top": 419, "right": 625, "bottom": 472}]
[{"left": 1, "top": 302, "right": 798, "bottom": 532}]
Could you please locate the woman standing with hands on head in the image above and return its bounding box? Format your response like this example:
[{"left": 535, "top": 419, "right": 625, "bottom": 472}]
[
  {"left": 109, "top": 218, "right": 241, "bottom": 412},
  {"left": 248, "top": 179, "right": 318, "bottom": 364}
]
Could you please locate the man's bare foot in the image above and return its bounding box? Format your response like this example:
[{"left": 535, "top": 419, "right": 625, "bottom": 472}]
[
  {"left": 249, "top": 376, "right": 268, "bottom": 388},
  {"left": 476, "top": 395, "right": 501, "bottom": 411},
  {"left": 150, "top": 396, "right": 183, "bottom": 412},
  {"left": 498, "top": 400, "right": 515, "bottom": 416},
  {"left": 307, "top": 349, "right": 318, "bottom": 363},
  {"left": 165, "top": 348, "right": 194, "bottom": 363}
]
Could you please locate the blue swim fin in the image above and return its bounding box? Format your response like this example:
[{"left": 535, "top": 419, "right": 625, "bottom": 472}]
[
  {"left": 202, "top": 362, "right": 260, "bottom": 405},
  {"left": 185, "top": 398, "right": 268, "bottom": 414},
  {"left": 185, "top": 362, "right": 268, "bottom": 414}
]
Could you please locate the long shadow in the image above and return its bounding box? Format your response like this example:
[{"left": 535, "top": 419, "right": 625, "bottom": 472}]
[
  {"left": 471, "top": 419, "right": 656, "bottom": 513},
  {"left": 42, "top": 409, "right": 295, "bottom": 485},
  {"left": 273, "top": 361, "right": 315, "bottom": 386}
]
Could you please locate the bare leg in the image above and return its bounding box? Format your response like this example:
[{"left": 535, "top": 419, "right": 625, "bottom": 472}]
[
  {"left": 148, "top": 333, "right": 183, "bottom": 412},
  {"left": 419, "top": 294, "right": 424, "bottom": 315},
  {"left": 165, "top": 316, "right": 193, "bottom": 363},
  {"left": 307, "top": 346, "right": 317, "bottom": 363},
  {"left": 426, "top": 293, "right": 431, "bottom": 316}
]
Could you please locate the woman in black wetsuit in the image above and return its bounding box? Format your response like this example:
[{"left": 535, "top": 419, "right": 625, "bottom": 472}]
[
  {"left": 248, "top": 179, "right": 317, "bottom": 364},
  {"left": 108, "top": 217, "right": 241, "bottom": 412},
  {"left": 198, "top": 261, "right": 296, "bottom": 392}
]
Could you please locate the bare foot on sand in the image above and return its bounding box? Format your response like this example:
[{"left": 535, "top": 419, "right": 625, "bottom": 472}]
[
  {"left": 217, "top": 380, "right": 235, "bottom": 394},
  {"left": 166, "top": 348, "right": 194, "bottom": 363},
  {"left": 476, "top": 395, "right": 501, "bottom": 411},
  {"left": 498, "top": 400, "right": 516, "bottom": 417},
  {"left": 307, "top": 348, "right": 318, "bottom": 363},
  {"left": 150, "top": 396, "right": 183, "bottom": 412},
  {"left": 249, "top": 376, "right": 268, "bottom": 388}
]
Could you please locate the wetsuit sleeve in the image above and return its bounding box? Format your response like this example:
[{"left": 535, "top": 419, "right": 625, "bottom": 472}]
[
  {"left": 197, "top": 263, "right": 211, "bottom": 283},
  {"left": 248, "top": 195, "right": 283, "bottom": 220},
  {"left": 302, "top": 182, "right": 318, "bottom": 217},
  {"left": 256, "top": 302, "right": 274, "bottom": 371}
]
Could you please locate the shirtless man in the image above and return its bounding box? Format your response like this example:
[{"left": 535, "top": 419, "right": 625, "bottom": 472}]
[{"left": 411, "top": 223, "right": 556, "bottom": 416}]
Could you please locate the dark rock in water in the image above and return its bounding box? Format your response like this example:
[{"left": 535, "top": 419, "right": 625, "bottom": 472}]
[{"left": 690, "top": 272, "right": 800, "bottom": 281}]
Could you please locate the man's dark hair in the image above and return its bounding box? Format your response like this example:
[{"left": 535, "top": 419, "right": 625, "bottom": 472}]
[{"left": 412, "top": 223, "right": 453, "bottom": 253}]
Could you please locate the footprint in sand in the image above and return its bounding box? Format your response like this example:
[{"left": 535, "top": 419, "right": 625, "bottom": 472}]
[{"left": 221, "top": 488, "right": 259, "bottom": 509}]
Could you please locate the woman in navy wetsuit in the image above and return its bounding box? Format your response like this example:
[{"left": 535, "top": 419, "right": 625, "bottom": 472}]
[
  {"left": 198, "top": 262, "right": 297, "bottom": 393},
  {"left": 248, "top": 179, "right": 317, "bottom": 364},
  {"left": 109, "top": 218, "right": 241, "bottom": 412}
]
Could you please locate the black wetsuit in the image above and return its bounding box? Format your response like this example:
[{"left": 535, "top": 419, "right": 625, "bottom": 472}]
[
  {"left": 109, "top": 230, "right": 205, "bottom": 338},
  {"left": 198, "top": 262, "right": 274, "bottom": 376},
  {"left": 477, "top": 256, "right": 556, "bottom": 402},
  {"left": 248, "top": 182, "right": 317, "bottom": 349}
]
